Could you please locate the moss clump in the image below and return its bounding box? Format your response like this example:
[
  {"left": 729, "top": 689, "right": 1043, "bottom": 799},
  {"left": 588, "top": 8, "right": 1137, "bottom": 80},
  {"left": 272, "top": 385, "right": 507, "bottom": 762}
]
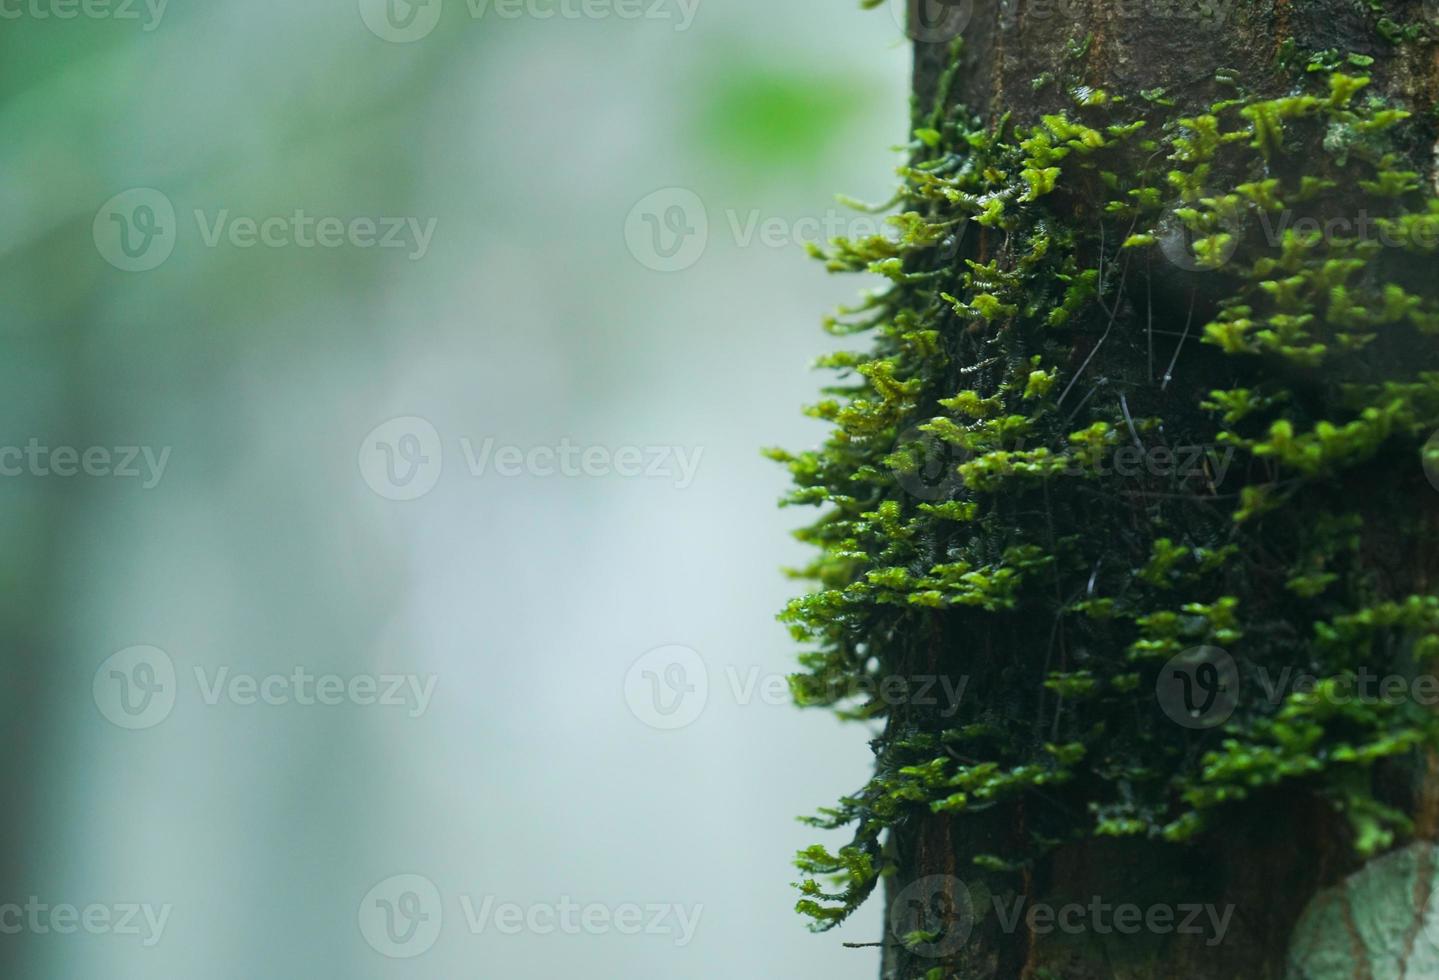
[{"left": 774, "top": 42, "right": 1439, "bottom": 930}]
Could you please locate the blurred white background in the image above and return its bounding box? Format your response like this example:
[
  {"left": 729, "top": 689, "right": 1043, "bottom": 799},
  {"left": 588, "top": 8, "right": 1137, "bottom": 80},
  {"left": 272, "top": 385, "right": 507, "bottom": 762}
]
[{"left": 0, "top": 0, "right": 911, "bottom": 976}]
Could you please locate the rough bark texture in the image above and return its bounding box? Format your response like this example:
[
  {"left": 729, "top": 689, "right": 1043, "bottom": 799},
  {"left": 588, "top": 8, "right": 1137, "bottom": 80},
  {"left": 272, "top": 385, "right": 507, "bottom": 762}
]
[{"left": 868, "top": 3, "right": 1439, "bottom": 978}]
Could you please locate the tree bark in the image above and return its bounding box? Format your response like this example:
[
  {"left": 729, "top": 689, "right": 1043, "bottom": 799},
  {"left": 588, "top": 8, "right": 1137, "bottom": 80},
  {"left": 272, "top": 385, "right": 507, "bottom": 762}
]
[{"left": 865, "top": 2, "right": 1439, "bottom": 978}]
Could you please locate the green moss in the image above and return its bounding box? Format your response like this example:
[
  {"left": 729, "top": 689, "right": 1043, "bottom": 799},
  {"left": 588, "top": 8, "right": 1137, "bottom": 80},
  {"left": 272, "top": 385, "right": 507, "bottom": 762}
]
[{"left": 777, "top": 45, "right": 1439, "bottom": 933}]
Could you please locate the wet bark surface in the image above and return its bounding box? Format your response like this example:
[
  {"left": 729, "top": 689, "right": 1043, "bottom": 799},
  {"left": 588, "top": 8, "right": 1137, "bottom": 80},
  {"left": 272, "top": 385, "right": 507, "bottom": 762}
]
[{"left": 879, "top": 2, "right": 1439, "bottom": 978}]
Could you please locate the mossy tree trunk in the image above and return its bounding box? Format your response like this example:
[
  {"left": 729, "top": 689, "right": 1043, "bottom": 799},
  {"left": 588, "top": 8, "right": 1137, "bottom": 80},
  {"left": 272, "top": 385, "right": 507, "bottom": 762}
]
[
  {"left": 875, "top": 3, "right": 1439, "bottom": 978},
  {"left": 778, "top": 2, "right": 1439, "bottom": 979}
]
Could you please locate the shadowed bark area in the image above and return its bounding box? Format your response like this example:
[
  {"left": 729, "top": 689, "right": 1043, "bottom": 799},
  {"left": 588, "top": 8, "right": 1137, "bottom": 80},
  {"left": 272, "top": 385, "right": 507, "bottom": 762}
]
[{"left": 867, "top": 2, "right": 1439, "bottom": 978}]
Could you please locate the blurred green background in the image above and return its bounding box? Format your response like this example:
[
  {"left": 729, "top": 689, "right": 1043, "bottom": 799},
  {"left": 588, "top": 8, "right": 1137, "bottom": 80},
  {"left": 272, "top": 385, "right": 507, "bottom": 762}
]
[{"left": 0, "top": 0, "right": 909, "bottom": 975}]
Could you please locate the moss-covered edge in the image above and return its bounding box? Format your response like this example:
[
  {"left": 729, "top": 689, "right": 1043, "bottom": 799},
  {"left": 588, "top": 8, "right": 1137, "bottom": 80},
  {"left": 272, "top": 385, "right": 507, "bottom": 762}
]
[{"left": 772, "top": 12, "right": 1439, "bottom": 955}]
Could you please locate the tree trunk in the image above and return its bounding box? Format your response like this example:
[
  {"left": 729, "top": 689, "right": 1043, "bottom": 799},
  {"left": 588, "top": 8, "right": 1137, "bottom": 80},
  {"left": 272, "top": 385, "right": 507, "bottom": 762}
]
[
  {"left": 781, "top": 2, "right": 1439, "bottom": 978},
  {"left": 886, "top": 3, "right": 1439, "bottom": 978}
]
